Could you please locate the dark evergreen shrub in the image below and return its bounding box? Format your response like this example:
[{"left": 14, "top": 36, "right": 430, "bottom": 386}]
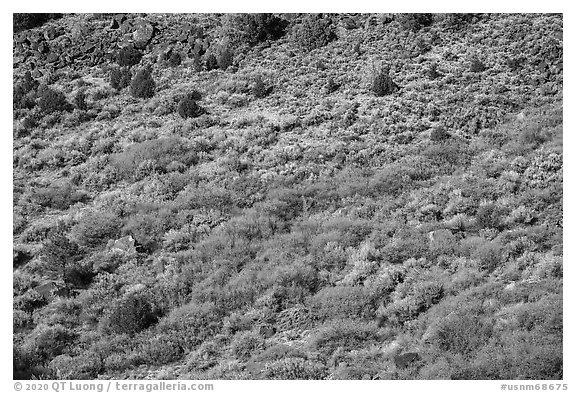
[
  {"left": 108, "top": 293, "right": 158, "bottom": 335},
  {"left": 325, "top": 77, "right": 340, "bottom": 93},
  {"left": 110, "top": 67, "right": 132, "bottom": 91},
  {"left": 224, "top": 13, "right": 288, "bottom": 47},
  {"left": 13, "top": 13, "right": 62, "bottom": 32},
  {"left": 178, "top": 92, "right": 205, "bottom": 119},
  {"left": 37, "top": 85, "right": 69, "bottom": 114},
  {"left": 371, "top": 67, "right": 399, "bottom": 96},
  {"left": 397, "top": 13, "right": 434, "bottom": 31},
  {"left": 216, "top": 46, "right": 234, "bottom": 70},
  {"left": 291, "top": 14, "right": 337, "bottom": 50},
  {"left": 73, "top": 89, "right": 87, "bottom": 110},
  {"left": 13, "top": 71, "right": 39, "bottom": 110},
  {"left": 167, "top": 51, "right": 182, "bottom": 67},
  {"left": 470, "top": 58, "right": 486, "bottom": 72},
  {"left": 252, "top": 75, "right": 270, "bottom": 98},
  {"left": 130, "top": 67, "right": 156, "bottom": 99},
  {"left": 116, "top": 45, "right": 143, "bottom": 67},
  {"left": 205, "top": 54, "right": 219, "bottom": 71},
  {"left": 430, "top": 127, "right": 450, "bottom": 141}
]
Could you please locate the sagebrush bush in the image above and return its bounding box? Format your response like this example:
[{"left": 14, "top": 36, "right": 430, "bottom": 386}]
[
  {"left": 130, "top": 67, "right": 156, "bottom": 99},
  {"left": 309, "top": 286, "right": 377, "bottom": 320},
  {"left": 291, "top": 14, "right": 337, "bottom": 50},
  {"left": 230, "top": 330, "right": 265, "bottom": 361},
  {"left": 263, "top": 358, "right": 328, "bottom": 379},
  {"left": 107, "top": 292, "right": 158, "bottom": 335},
  {"left": 309, "top": 319, "right": 383, "bottom": 357},
  {"left": 37, "top": 85, "right": 69, "bottom": 114},
  {"left": 252, "top": 75, "right": 270, "bottom": 98},
  {"left": 70, "top": 211, "right": 122, "bottom": 248},
  {"left": 110, "top": 67, "right": 132, "bottom": 91}
]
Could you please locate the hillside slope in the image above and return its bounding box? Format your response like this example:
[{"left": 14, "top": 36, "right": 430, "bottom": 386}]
[{"left": 13, "top": 13, "right": 562, "bottom": 380}]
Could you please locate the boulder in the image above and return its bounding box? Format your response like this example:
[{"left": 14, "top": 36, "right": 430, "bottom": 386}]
[
  {"left": 106, "top": 235, "right": 137, "bottom": 254},
  {"left": 133, "top": 19, "right": 155, "bottom": 48},
  {"left": 394, "top": 352, "right": 420, "bottom": 369},
  {"left": 33, "top": 281, "right": 68, "bottom": 300}
]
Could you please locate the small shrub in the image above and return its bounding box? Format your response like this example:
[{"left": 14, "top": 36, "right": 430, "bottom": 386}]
[
  {"left": 309, "top": 286, "right": 377, "bottom": 320},
  {"left": 70, "top": 211, "right": 122, "bottom": 248},
  {"left": 178, "top": 92, "right": 205, "bottom": 119},
  {"left": 470, "top": 58, "right": 486, "bottom": 72},
  {"left": 73, "top": 89, "right": 88, "bottom": 110},
  {"left": 205, "top": 54, "right": 219, "bottom": 71},
  {"left": 252, "top": 75, "right": 270, "bottom": 98},
  {"left": 396, "top": 13, "right": 433, "bottom": 31},
  {"left": 325, "top": 77, "right": 340, "bottom": 93},
  {"left": 107, "top": 292, "right": 159, "bottom": 335},
  {"left": 116, "top": 45, "right": 143, "bottom": 67},
  {"left": 263, "top": 358, "right": 328, "bottom": 379},
  {"left": 130, "top": 67, "right": 156, "bottom": 99},
  {"left": 291, "top": 14, "right": 337, "bottom": 50},
  {"left": 37, "top": 85, "right": 69, "bottom": 114},
  {"left": 222, "top": 13, "right": 288, "bottom": 47},
  {"left": 49, "top": 352, "right": 103, "bottom": 379},
  {"left": 310, "top": 319, "right": 384, "bottom": 357},
  {"left": 14, "top": 13, "right": 61, "bottom": 32},
  {"left": 167, "top": 51, "right": 182, "bottom": 67},
  {"left": 430, "top": 127, "right": 450, "bottom": 141},
  {"left": 216, "top": 45, "right": 235, "bottom": 70},
  {"left": 231, "top": 331, "right": 265, "bottom": 361},
  {"left": 140, "top": 334, "right": 185, "bottom": 365},
  {"left": 110, "top": 67, "right": 132, "bottom": 91},
  {"left": 371, "top": 67, "right": 399, "bottom": 96}
]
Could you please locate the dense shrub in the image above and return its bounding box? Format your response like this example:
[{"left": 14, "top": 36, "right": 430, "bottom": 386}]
[
  {"left": 470, "top": 58, "right": 486, "bottom": 72},
  {"left": 37, "top": 85, "right": 69, "bottom": 114},
  {"left": 157, "top": 302, "right": 223, "bottom": 350},
  {"left": 13, "top": 13, "right": 62, "bottom": 32},
  {"left": 205, "top": 53, "right": 219, "bottom": 71},
  {"left": 13, "top": 71, "right": 39, "bottom": 110},
  {"left": 111, "top": 137, "right": 198, "bottom": 179},
  {"left": 309, "top": 286, "right": 377, "bottom": 320},
  {"left": 107, "top": 292, "right": 159, "bottom": 335},
  {"left": 177, "top": 92, "right": 205, "bottom": 119},
  {"left": 49, "top": 352, "right": 102, "bottom": 379},
  {"left": 291, "top": 14, "right": 337, "bottom": 50},
  {"left": 110, "top": 66, "right": 132, "bottom": 91},
  {"left": 31, "top": 182, "right": 88, "bottom": 210},
  {"left": 371, "top": 67, "right": 399, "bottom": 96},
  {"left": 396, "top": 13, "right": 433, "bottom": 31},
  {"left": 116, "top": 45, "right": 143, "bottom": 67},
  {"left": 252, "top": 75, "right": 270, "bottom": 98},
  {"left": 73, "top": 89, "right": 88, "bottom": 110},
  {"left": 263, "top": 358, "right": 328, "bottom": 379},
  {"left": 222, "top": 13, "right": 288, "bottom": 47},
  {"left": 130, "top": 67, "right": 156, "bottom": 99},
  {"left": 140, "top": 334, "right": 185, "bottom": 365},
  {"left": 230, "top": 331, "right": 265, "bottom": 361},
  {"left": 70, "top": 211, "right": 122, "bottom": 248},
  {"left": 309, "top": 319, "right": 384, "bottom": 356}
]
